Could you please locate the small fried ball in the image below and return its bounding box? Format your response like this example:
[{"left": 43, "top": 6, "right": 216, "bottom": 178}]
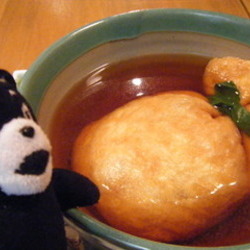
[{"left": 203, "top": 57, "right": 250, "bottom": 105}]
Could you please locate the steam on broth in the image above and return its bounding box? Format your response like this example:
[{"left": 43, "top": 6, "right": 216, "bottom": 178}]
[{"left": 49, "top": 54, "right": 250, "bottom": 247}]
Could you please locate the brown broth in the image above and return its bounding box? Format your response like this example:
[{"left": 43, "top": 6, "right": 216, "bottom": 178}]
[
  {"left": 49, "top": 54, "right": 250, "bottom": 247},
  {"left": 49, "top": 54, "right": 208, "bottom": 169}
]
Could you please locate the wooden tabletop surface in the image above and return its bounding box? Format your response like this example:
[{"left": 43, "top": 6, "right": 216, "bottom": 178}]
[{"left": 0, "top": 0, "right": 249, "bottom": 73}]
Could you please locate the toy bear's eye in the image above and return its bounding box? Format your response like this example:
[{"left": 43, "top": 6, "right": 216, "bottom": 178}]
[{"left": 20, "top": 126, "right": 35, "bottom": 138}]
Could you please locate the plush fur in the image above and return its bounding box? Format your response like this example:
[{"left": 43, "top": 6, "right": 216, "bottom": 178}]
[{"left": 0, "top": 70, "right": 100, "bottom": 250}]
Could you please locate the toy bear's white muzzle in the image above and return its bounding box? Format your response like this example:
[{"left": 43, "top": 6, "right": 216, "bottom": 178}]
[{"left": 0, "top": 118, "right": 52, "bottom": 196}]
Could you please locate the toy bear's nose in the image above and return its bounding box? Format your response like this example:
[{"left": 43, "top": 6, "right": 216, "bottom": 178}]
[{"left": 15, "top": 150, "right": 49, "bottom": 175}]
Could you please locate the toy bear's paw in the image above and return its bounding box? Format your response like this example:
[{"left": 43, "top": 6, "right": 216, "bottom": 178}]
[{"left": 52, "top": 168, "right": 100, "bottom": 211}]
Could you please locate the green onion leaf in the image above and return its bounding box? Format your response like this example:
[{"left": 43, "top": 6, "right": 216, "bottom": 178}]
[{"left": 209, "top": 81, "right": 250, "bottom": 135}]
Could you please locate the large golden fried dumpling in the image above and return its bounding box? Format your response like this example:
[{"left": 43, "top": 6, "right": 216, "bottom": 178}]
[
  {"left": 203, "top": 57, "right": 250, "bottom": 105},
  {"left": 72, "top": 92, "right": 250, "bottom": 242}
]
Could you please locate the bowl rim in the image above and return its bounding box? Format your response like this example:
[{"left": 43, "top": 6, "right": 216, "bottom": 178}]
[
  {"left": 66, "top": 208, "right": 250, "bottom": 250},
  {"left": 20, "top": 8, "right": 250, "bottom": 249},
  {"left": 20, "top": 8, "right": 250, "bottom": 113}
]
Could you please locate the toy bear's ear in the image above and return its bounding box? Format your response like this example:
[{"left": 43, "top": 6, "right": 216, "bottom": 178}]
[
  {"left": 0, "top": 69, "right": 17, "bottom": 90},
  {"left": 0, "top": 69, "right": 36, "bottom": 130}
]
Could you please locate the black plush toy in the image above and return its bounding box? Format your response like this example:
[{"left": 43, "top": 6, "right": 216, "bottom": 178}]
[{"left": 0, "top": 70, "right": 100, "bottom": 250}]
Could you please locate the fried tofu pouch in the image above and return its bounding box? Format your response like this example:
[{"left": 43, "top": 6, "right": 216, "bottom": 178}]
[
  {"left": 203, "top": 57, "right": 250, "bottom": 105},
  {"left": 204, "top": 56, "right": 250, "bottom": 169},
  {"left": 72, "top": 92, "right": 250, "bottom": 243}
]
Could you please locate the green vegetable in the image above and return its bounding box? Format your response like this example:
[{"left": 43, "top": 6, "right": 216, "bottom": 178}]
[{"left": 209, "top": 81, "right": 250, "bottom": 135}]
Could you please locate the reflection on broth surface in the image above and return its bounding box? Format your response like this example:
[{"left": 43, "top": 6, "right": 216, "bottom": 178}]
[{"left": 49, "top": 54, "right": 250, "bottom": 247}]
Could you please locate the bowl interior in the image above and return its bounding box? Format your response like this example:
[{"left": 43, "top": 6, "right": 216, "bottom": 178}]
[{"left": 38, "top": 32, "right": 250, "bottom": 250}]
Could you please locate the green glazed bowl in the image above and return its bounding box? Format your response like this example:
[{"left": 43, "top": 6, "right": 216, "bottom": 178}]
[{"left": 20, "top": 9, "right": 250, "bottom": 250}]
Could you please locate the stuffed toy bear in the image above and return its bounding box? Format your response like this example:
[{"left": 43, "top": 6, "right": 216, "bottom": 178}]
[{"left": 0, "top": 69, "right": 100, "bottom": 250}]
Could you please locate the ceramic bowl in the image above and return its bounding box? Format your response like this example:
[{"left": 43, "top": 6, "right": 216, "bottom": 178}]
[{"left": 20, "top": 9, "right": 250, "bottom": 250}]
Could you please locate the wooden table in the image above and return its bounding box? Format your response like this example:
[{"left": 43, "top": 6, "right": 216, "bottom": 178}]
[{"left": 0, "top": 0, "right": 249, "bottom": 73}]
